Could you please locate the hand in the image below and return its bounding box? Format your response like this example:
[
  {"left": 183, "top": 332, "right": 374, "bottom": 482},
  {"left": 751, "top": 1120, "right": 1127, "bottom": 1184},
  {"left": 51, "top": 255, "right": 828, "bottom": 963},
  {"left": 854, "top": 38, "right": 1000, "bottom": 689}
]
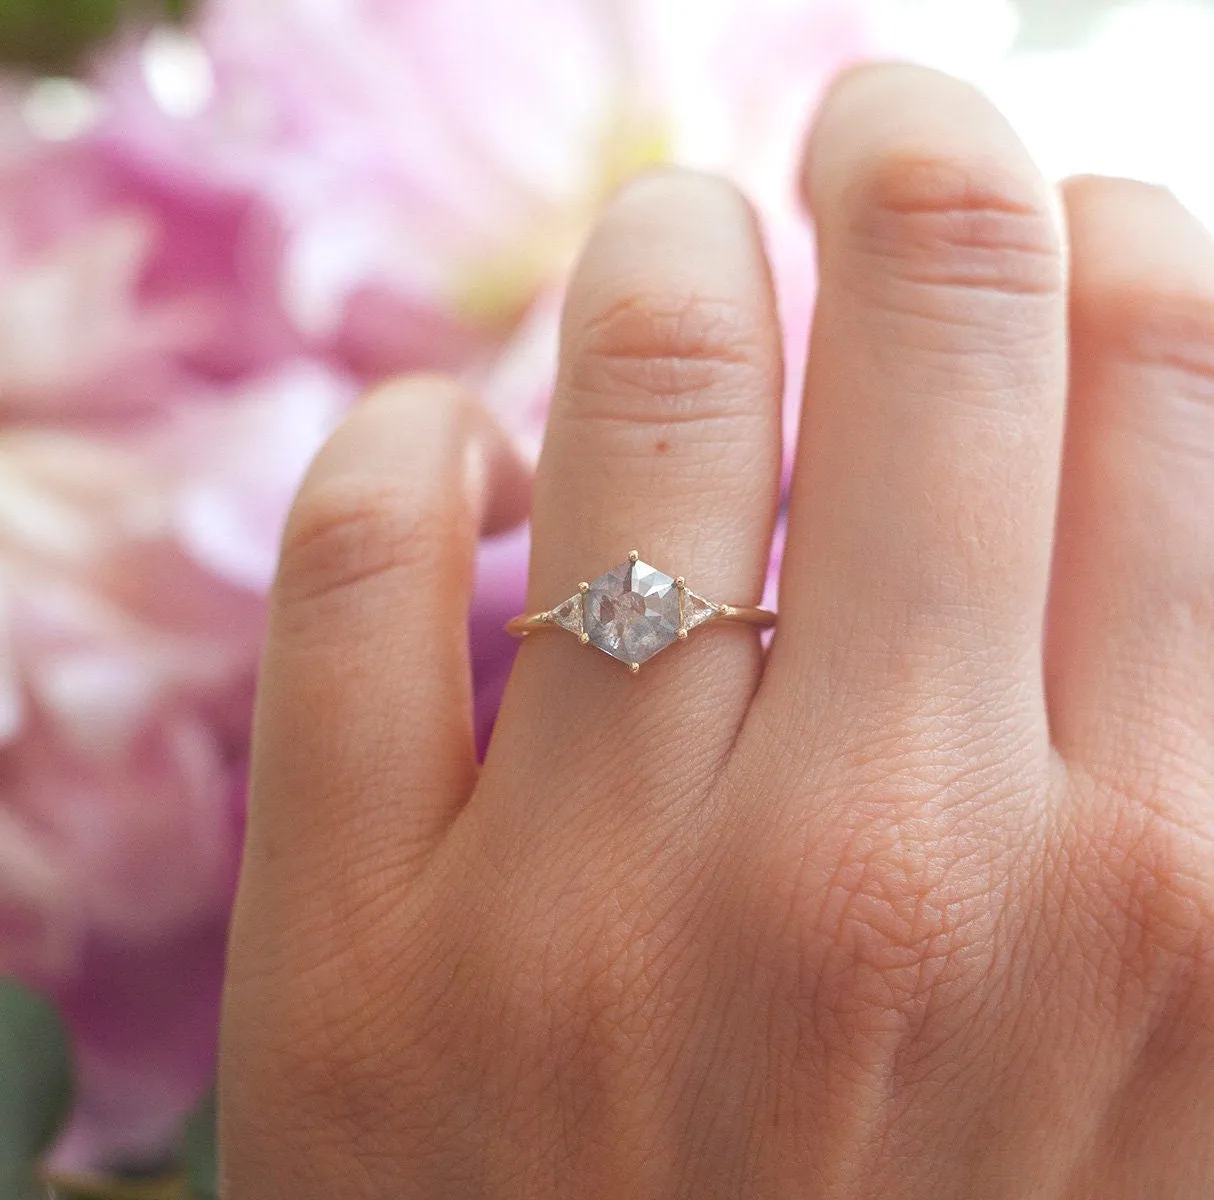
[{"left": 221, "top": 65, "right": 1214, "bottom": 1198}]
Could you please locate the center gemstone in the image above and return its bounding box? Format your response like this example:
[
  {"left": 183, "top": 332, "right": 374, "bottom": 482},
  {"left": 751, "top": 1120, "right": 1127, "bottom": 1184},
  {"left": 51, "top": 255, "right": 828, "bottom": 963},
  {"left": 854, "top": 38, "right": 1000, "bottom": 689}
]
[{"left": 584, "top": 559, "right": 681, "bottom": 665}]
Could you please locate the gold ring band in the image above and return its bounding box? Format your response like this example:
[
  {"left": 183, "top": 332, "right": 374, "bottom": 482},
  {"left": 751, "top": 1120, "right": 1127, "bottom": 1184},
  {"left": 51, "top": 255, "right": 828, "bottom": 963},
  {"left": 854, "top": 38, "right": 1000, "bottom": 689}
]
[{"left": 504, "top": 550, "right": 776, "bottom": 674}]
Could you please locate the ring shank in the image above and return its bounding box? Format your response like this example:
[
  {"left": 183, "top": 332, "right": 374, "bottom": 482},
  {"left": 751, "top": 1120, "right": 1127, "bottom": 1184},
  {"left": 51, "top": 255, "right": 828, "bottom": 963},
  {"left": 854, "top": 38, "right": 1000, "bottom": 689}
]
[
  {"left": 714, "top": 604, "right": 777, "bottom": 628},
  {"left": 504, "top": 613, "right": 553, "bottom": 637}
]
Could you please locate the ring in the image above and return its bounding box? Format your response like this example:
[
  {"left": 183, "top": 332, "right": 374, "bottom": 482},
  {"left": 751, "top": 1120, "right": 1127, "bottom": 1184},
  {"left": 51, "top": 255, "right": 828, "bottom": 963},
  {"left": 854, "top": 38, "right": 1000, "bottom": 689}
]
[{"left": 505, "top": 551, "right": 776, "bottom": 674}]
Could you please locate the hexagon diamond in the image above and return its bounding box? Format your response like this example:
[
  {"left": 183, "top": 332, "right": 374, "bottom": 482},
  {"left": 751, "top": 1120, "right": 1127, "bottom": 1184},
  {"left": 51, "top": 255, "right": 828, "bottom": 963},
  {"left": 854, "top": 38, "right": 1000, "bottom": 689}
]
[{"left": 583, "top": 559, "right": 681, "bottom": 665}]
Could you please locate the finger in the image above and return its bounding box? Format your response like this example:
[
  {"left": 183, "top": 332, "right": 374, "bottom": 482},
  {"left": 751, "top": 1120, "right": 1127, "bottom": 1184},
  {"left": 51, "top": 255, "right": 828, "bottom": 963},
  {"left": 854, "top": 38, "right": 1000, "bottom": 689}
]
[
  {"left": 764, "top": 65, "right": 1067, "bottom": 756},
  {"left": 490, "top": 168, "right": 783, "bottom": 801},
  {"left": 244, "top": 377, "right": 525, "bottom": 914},
  {"left": 1048, "top": 177, "right": 1214, "bottom": 785}
]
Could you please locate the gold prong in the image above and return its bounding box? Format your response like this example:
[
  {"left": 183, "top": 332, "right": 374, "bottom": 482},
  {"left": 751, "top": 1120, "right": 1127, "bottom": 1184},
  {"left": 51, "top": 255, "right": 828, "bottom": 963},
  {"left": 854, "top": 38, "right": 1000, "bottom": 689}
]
[
  {"left": 628, "top": 550, "right": 639, "bottom": 563},
  {"left": 580, "top": 633, "right": 590, "bottom": 645},
  {"left": 629, "top": 662, "right": 641, "bottom": 675},
  {"left": 677, "top": 629, "right": 689, "bottom": 641},
  {"left": 579, "top": 581, "right": 590, "bottom": 593},
  {"left": 721, "top": 605, "right": 734, "bottom": 617},
  {"left": 675, "top": 576, "right": 685, "bottom": 589}
]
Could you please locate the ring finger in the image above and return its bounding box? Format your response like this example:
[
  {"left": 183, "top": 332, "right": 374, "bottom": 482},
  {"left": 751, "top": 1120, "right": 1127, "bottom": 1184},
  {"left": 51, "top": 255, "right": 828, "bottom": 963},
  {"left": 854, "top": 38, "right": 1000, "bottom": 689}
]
[{"left": 486, "top": 168, "right": 784, "bottom": 822}]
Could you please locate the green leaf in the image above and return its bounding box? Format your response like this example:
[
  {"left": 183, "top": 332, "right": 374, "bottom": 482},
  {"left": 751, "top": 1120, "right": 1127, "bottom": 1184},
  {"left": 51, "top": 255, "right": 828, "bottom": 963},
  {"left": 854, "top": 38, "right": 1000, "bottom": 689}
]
[
  {"left": 0, "top": 0, "right": 121, "bottom": 73},
  {"left": 181, "top": 1092, "right": 216, "bottom": 1200},
  {"left": 0, "top": 0, "right": 198, "bottom": 73},
  {"left": 159, "top": 0, "right": 195, "bottom": 24},
  {"left": 0, "top": 978, "right": 74, "bottom": 1198}
]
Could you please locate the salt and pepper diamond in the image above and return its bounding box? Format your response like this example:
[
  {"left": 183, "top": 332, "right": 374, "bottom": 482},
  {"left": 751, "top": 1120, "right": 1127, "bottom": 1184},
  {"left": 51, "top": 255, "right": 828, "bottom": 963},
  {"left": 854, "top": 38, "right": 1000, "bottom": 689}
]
[
  {"left": 544, "top": 551, "right": 724, "bottom": 671},
  {"left": 582, "top": 555, "right": 681, "bottom": 667}
]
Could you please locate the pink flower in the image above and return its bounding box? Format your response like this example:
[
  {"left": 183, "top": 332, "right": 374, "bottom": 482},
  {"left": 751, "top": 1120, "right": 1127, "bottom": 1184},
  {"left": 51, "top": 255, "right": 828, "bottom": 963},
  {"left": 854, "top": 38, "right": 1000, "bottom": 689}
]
[
  {"left": 0, "top": 131, "right": 303, "bottom": 419},
  {"left": 1, "top": 363, "right": 347, "bottom": 1166},
  {"left": 0, "top": 0, "right": 1015, "bottom": 1169}
]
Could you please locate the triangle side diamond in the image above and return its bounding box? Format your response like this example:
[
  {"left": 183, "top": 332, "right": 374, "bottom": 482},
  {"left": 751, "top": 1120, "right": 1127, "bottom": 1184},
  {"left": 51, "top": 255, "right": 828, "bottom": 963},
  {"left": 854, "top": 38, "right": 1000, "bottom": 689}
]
[
  {"left": 681, "top": 589, "right": 720, "bottom": 633},
  {"left": 549, "top": 593, "right": 584, "bottom": 636}
]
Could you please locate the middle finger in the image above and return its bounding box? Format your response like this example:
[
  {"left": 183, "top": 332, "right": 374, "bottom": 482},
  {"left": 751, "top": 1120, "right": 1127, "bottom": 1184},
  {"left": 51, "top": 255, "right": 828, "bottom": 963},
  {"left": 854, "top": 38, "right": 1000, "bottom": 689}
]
[{"left": 763, "top": 65, "right": 1068, "bottom": 763}]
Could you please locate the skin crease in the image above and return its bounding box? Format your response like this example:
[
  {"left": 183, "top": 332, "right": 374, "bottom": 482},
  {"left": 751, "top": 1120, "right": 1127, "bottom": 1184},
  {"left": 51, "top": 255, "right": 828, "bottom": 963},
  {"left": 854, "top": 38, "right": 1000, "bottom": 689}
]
[{"left": 222, "top": 64, "right": 1214, "bottom": 1199}]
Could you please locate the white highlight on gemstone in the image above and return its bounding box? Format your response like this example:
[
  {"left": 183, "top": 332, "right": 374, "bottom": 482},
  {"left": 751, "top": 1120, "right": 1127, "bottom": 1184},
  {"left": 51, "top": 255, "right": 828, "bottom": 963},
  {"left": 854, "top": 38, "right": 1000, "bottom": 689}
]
[{"left": 583, "top": 559, "right": 681, "bottom": 665}]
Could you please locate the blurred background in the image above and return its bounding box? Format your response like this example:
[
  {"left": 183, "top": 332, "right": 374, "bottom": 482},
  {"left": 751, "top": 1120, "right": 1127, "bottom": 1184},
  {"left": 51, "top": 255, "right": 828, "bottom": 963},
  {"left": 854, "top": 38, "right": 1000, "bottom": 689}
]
[{"left": 0, "top": 0, "right": 1211, "bottom": 1196}]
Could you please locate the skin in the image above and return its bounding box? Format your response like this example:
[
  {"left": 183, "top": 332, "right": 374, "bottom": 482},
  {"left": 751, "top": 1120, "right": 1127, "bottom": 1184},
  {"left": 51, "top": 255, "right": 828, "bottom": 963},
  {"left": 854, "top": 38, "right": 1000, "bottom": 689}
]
[{"left": 221, "top": 65, "right": 1214, "bottom": 1198}]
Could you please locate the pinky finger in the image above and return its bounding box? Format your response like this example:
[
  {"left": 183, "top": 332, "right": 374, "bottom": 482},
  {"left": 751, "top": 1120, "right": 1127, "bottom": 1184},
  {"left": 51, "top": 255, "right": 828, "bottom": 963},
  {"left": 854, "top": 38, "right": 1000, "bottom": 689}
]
[{"left": 1049, "top": 179, "right": 1214, "bottom": 788}]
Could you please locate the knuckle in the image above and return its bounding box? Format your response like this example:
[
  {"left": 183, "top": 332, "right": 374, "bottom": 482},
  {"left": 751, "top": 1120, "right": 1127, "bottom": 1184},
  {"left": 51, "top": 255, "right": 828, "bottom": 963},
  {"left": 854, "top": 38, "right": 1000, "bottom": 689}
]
[
  {"left": 268, "top": 985, "right": 399, "bottom": 1141},
  {"left": 818, "top": 841, "right": 997, "bottom": 1024},
  {"left": 230, "top": 952, "right": 364, "bottom": 1109},
  {"left": 239, "top": 904, "right": 452, "bottom": 1138},
  {"left": 482, "top": 844, "right": 708, "bottom": 1092},
  {"left": 844, "top": 149, "right": 1063, "bottom": 307},
  {"left": 762, "top": 803, "right": 1009, "bottom": 1054},
  {"left": 1089, "top": 792, "right": 1214, "bottom": 966},
  {"left": 565, "top": 286, "right": 776, "bottom": 426},
  {"left": 276, "top": 477, "right": 451, "bottom": 613},
  {"left": 1061, "top": 784, "right": 1214, "bottom": 1031}
]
